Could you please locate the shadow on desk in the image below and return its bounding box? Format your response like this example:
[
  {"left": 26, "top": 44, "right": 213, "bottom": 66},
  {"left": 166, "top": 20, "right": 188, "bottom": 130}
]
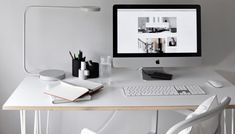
[{"left": 216, "top": 70, "right": 235, "bottom": 85}]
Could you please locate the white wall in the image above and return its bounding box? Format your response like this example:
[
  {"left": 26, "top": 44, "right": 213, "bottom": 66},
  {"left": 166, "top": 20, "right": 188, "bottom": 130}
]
[{"left": 1, "top": 0, "right": 235, "bottom": 134}]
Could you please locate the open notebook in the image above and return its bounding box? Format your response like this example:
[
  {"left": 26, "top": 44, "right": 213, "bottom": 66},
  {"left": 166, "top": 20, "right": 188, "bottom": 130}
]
[
  {"left": 44, "top": 79, "right": 103, "bottom": 103},
  {"left": 63, "top": 78, "right": 103, "bottom": 93}
]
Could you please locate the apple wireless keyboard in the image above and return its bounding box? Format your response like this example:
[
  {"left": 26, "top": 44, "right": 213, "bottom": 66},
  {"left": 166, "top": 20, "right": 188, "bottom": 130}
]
[{"left": 123, "top": 84, "right": 206, "bottom": 97}]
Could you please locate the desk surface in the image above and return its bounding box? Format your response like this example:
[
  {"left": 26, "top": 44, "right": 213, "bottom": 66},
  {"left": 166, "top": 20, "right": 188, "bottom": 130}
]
[{"left": 3, "top": 67, "right": 235, "bottom": 111}]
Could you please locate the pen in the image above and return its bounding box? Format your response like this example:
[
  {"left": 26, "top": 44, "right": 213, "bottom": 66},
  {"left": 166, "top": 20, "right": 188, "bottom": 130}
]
[{"left": 69, "top": 51, "right": 74, "bottom": 59}]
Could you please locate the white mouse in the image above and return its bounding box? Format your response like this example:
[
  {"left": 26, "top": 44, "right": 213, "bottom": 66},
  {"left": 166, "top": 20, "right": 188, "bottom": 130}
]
[{"left": 207, "top": 80, "right": 224, "bottom": 88}]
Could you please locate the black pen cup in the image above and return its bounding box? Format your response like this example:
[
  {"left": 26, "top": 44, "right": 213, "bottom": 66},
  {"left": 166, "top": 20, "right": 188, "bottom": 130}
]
[{"left": 72, "top": 59, "right": 81, "bottom": 77}]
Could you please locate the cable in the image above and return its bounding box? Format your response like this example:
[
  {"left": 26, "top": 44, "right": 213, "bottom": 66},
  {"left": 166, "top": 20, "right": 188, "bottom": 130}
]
[{"left": 96, "top": 111, "right": 117, "bottom": 134}]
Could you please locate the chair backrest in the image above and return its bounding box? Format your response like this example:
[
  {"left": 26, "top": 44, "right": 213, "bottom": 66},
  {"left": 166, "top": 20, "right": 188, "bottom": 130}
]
[{"left": 166, "top": 97, "right": 231, "bottom": 134}]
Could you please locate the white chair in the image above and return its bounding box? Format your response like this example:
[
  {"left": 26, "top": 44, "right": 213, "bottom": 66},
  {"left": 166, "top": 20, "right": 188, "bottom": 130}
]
[
  {"left": 166, "top": 96, "right": 231, "bottom": 134},
  {"left": 81, "top": 96, "right": 231, "bottom": 134}
]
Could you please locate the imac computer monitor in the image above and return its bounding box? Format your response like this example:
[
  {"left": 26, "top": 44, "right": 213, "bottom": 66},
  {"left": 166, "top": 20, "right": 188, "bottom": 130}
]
[{"left": 113, "top": 5, "right": 201, "bottom": 70}]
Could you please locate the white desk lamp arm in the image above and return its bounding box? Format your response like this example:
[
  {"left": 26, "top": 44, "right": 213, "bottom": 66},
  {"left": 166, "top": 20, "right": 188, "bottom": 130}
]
[
  {"left": 23, "top": 7, "right": 39, "bottom": 76},
  {"left": 23, "top": 5, "right": 100, "bottom": 76}
]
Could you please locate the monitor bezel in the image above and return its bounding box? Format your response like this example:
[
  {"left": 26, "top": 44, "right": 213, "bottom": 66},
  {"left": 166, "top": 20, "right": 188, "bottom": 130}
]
[{"left": 113, "top": 4, "right": 201, "bottom": 57}]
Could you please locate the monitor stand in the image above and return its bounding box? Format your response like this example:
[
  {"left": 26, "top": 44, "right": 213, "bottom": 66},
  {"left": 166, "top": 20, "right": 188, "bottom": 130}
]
[{"left": 142, "top": 67, "right": 173, "bottom": 80}]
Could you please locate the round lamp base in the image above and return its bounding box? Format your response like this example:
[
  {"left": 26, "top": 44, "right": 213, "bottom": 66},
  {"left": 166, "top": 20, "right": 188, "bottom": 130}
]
[{"left": 39, "top": 69, "right": 65, "bottom": 81}]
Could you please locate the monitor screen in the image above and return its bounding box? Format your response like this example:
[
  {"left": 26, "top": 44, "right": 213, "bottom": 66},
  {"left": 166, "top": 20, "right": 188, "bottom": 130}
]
[{"left": 113, "top": 5, "right": 201, "bottom": 57}]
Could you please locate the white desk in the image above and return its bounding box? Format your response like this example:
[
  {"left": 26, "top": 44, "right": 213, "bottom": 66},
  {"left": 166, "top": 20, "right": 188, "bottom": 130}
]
[{"left": 3, "top": 67, "right": 235, "bottom": 134}]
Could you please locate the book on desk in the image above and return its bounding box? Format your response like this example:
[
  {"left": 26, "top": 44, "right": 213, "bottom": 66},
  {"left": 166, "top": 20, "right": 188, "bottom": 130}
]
[{"left": 44, "top": 79, "right": 103, "bottom": 104}]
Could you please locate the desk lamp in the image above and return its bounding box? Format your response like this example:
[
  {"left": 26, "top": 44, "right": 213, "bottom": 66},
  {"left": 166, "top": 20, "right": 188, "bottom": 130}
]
[{"left": 23, "top": 5, "right": 100, "bottom": 80}]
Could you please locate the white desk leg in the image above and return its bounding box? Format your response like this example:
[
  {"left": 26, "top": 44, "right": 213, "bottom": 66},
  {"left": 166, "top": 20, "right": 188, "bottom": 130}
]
[
  {"left": 34, "top": 111, "right": 38, "bottom": 134},
  {"left": 20, "top": 110, "right": 26, "bottom": 134},
  {"left": 148, "top": 110, "right": 158, "bottom": 134},
  {"left": 34, "top": 111, "right": 42, "bottom": 134},
  {"left": 38, "top": 111, "right": 41, "bottom": 134},
  {"left": 224, "top": 110, "right": 227, "bottom": 134},
  {"left": 155, "top": 110, "right": 158, "bottom": 134},
  {"left": 46, "top": 111, "right": 50, "bottom": 134},
  {"left": 232, "top": 109, "right": 234, "bottom": 134}
]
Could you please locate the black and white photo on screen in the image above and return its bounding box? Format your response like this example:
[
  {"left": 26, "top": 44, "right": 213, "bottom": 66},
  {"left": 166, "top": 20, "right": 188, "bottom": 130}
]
[
  {"left": 138, "top": 17, "right": 177, "bottom": 33},
  {"left": 138, "top": 38, "right": 166, "bottom": 53},
  {"left": 168, "top": 37, "right": 177, "bottom": 47}
]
